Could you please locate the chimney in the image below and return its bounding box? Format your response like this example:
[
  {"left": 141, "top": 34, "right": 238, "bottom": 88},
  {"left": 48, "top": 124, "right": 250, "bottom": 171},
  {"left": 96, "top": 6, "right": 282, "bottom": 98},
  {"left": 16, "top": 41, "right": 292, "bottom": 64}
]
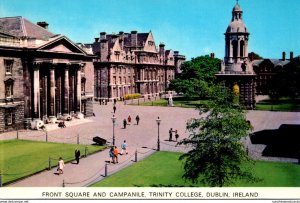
[
  {"left": 100, "top": 37, "right": 108, "bottom": 62},
  {"left": 131, "top": 31, "right": 138, "bottom": 48},
  {"left": 111, "top": 33, "right": 118, "bottom": 43},
  {"left": 100, "top": 32, "right": 106, "bottom": 40},
  {"left": 290, "top": 51, "right": 294, "bottom": 60},
  {"left": 210, "top": 53, "right": 215, "bottom": 58},
  {"left": 282, "top": 51, "right": 286, "bottom": 61},
  {"left": 159, "top": 42, "right": 165, "bottom": 55},
  {"left": 37, "top": 21, "right": 49, "bottom": 30},
  {"left": 94, "top": 37, "right": 99, "bottom": 42},
  {"left": 174, "top": 51, "right": 179, "bottom": 56}
]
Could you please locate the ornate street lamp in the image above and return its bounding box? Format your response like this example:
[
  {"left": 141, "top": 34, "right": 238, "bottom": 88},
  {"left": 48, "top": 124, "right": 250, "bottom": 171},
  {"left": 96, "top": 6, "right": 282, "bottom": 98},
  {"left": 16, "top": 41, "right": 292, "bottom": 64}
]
[
  {"left": 156, "top": 116, "right": 161, "bottom": 151},
  {"left": 111, "top": 114, "right": 116, "bottom": 146}
]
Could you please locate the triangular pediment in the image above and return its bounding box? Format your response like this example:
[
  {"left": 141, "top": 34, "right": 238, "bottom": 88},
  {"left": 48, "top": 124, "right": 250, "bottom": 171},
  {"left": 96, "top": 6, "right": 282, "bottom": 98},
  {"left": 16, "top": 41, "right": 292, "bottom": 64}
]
[
  {"left": 144, "top": 32, "right": 157, "bottom": 52},
  {"left": 37, "top": 35, "right": 87, "bottom": 55}
]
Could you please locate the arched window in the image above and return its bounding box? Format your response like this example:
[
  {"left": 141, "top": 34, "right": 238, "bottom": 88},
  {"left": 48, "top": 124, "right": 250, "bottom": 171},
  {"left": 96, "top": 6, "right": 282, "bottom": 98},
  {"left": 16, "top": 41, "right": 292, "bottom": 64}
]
[
  {"left": 232, "top": 40, "right": 238, "bottom": 59},
  {"left": 226, "top": 39, "right": 230, "bottom": 57},
  {"left": 240, "top": 40, "right": 245, "bottom": 57}
]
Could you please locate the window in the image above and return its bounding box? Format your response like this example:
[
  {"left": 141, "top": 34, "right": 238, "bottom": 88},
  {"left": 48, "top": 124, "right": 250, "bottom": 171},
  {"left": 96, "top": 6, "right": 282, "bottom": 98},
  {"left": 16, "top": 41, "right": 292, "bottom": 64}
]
[
  {"left": 5, "top": 79, "right": 14, "bottom": 98},
  {"left": 4, "top": 59, "right": 14, "bottom": 75},
  {"left": 5, "top": 109, "right": 13, "bottom": 126},
  {"left": 81, "top": 80, "right": 85, "bottom": 94}
]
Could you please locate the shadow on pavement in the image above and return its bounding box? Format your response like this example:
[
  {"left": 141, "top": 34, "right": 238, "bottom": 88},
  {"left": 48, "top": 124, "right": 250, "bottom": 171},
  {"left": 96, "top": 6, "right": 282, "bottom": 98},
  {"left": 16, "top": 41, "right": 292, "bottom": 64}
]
[{"left": 250, "top": 124, "right": 300, "bottom": 159}]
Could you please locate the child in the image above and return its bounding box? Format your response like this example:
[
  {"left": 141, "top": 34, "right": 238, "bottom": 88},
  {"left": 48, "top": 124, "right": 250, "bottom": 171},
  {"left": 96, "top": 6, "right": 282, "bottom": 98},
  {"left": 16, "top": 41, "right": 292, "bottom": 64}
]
[
  {"left": 57, "top": 157, "right": 65, "bottom": 175},
  {"left": 121, "top": 140, "right": 128, "bottom": 155}
]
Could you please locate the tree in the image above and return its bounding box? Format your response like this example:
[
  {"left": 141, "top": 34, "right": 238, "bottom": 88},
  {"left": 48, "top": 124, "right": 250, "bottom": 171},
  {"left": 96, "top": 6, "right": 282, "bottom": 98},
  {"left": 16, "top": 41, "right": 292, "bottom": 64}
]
[
  {"left": 178, "top": 84, "right": 257, "bottom": 187},
  {"left": 248, "top": 52, "right": 263, "bottom": 61},
  {"left": 169, "top": 55, "right": 221, "bottom": 98}
]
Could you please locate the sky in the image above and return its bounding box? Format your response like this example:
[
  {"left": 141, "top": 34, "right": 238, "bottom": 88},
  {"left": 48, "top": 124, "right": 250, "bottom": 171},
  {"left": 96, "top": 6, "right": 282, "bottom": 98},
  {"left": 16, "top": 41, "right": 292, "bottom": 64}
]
[{"left": 0, "top": 0, "right": 300, "bottom": 60}]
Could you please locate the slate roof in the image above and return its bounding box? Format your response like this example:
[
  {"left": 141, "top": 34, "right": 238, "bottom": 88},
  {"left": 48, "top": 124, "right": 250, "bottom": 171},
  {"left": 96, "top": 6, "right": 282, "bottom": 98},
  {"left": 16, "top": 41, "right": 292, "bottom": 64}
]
[
  {"left": 252, "top": 59, "right": 290, "bottom": 67},
  {"left": 0, "top": 16, "right": 55, "bottom": 40},
  {"left": 106, "top": 32, "right": 149, "bottom": 49}
]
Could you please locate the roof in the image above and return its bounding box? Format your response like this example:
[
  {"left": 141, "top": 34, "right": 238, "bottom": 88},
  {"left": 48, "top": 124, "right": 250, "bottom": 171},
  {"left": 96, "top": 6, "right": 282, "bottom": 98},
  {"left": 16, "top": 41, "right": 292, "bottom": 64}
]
[
  {"left": 233, "top": 3, "right": 242, "bottom": 12},
  {"left": 123, "top": 32, "right": 149, "bottom": 47},
  {"left": 0, "top": 16, "right": 55, "bottom": 40},
  {"left": 226, "top": 20, "right": 248, "bottom": 33},
  {"left": 252, "top": 59, "right": 290, "bottom": 67}
]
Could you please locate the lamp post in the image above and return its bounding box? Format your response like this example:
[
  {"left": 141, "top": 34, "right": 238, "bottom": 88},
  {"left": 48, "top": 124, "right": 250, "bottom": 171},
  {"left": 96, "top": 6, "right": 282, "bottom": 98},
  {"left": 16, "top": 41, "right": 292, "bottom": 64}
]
[
  {"left": 156, "top": 116, "right": 161, "bottom": 151},
  {"left": 111, "top": 114, "right": 116, "bottom": 146}
]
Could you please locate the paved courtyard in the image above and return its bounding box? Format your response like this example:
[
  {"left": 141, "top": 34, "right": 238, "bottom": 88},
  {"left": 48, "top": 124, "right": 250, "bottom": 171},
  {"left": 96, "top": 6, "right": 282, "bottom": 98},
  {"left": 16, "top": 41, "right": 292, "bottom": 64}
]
[{"left": 1, "top": 101, "right": 300, "bottom": 186}]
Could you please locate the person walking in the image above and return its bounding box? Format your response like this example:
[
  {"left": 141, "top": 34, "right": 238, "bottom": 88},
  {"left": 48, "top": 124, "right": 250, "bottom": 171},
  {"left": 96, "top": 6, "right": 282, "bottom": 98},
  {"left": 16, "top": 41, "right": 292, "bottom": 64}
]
[
  {"left": 57, "top": 157, "right": 65, "bottom": 175},
  {"left": 123, "top": 119, "right": 127, "bottom": 129},
  {"left": 128, "top": 115, "right": 131, "bottom": 125},
  {"left": 120, "top": 140, "right": 128, "bottom": 155},
  {"left": 109, "top": 146, "right": 115, "bottom": 163},
  {"left": 113, "top": 105, "right": 116, "bottom": 114},
  {"left": 135, "top": 115, "right": 140, "bottom": 125},
  {"left": 113, "top": 146, "right": 119, "bottom": 163},
  {"left": 175, "top": 130, "right": 179, "bottom": 142},
  {"left": 169, "top": 128, "right": 174, "bottom": 141},
  {"left": 75, "top": 149, "right": 81, "bottom": 164}
]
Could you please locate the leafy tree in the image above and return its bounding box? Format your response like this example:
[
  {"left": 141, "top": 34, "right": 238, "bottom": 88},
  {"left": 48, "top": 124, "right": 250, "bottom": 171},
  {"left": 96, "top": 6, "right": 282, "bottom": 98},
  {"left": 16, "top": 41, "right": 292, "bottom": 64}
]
[
  {"left": 169, "top": 55, "right": 221, "bottom": 98},
  {"left": 248, "top": 52, "right": 263, "bottom": 61},
  {"left": 178, "top": 84, "right": 257, "bottom": 187}
]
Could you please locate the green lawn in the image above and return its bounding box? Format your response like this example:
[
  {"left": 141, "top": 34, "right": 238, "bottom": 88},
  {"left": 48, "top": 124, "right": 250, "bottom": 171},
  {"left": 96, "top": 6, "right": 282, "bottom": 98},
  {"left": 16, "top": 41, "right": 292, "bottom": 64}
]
[
  {"left": 256, "top": 97, "right": 300, "bottom": 112},
  {"left": 91, "top": 151, "right": 300, "bottom": 187},
  {"left": 138, "top": 97, "right": 208, "bottom": 108},
  {"left": 0, "top": 139, "right": 105, "bottom": 185}
]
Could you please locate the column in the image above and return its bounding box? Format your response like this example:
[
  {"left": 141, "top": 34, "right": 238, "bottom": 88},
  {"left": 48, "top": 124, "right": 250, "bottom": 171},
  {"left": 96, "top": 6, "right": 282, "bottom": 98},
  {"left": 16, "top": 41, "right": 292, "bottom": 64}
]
[
  {"left": 50, "top": 66, "right": 56, "bottom": 116},
  {"left": 44, "top": 75, "right": 48, "bottom": 117},
  {"left": 76, "top": 66, "right": 82, "bottom": 112},
  {"left": 64, "top": 65, "right": 70, "bottom": 114},
  {"left": 33, "top": 64, "right": 40, "bottom": 118}
]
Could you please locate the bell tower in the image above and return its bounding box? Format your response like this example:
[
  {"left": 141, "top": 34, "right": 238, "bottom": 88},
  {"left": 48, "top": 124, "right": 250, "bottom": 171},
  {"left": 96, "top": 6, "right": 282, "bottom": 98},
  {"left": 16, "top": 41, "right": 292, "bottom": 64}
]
[{"left": 216, "top": 2, "right": 256, "bottom": 109}]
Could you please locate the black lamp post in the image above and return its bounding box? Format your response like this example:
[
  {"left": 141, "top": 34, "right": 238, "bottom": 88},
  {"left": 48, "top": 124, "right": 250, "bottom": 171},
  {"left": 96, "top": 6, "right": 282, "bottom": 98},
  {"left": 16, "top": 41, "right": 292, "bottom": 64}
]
[
  {"left": 156, "top": 116, "right": 161, "bottom": 151},
  {"left": 111, "top": 114, "right": 116, "bottom": 146}
]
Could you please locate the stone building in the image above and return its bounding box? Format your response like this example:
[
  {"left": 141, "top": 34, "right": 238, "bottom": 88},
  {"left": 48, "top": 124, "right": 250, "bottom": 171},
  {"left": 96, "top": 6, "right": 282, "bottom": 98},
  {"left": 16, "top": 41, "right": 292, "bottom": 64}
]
[
  {"left": 252, "top": 52, "right": 292, "bottom": 95},
  {"left": 216, "top": 2, "right": 256, "bottom": 109},
  {"left": 0, "top": 16, "right": 94, "bottom": 132},
  {"left": 92, "top": 31, "right": 185, "bottom": 100}
]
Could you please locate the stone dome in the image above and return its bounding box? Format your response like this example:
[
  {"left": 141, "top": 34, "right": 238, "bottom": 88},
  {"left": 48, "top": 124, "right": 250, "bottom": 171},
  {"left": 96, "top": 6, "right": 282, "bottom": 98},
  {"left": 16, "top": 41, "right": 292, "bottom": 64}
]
[{"left": 226, "top": 20, "right": 248, "bottom": 33}]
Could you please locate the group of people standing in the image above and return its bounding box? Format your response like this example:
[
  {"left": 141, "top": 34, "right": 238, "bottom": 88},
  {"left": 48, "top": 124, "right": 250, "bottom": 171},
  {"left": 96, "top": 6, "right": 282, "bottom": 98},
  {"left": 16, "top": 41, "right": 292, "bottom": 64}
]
[
  {"left": 169, "top": 128, "right": 180, "bottom": 142},
  {"left": 123, "top": 115, "right": 140, "bottom": 129},
  {"left": 109, "top": 140, "right": 128, "bottom": 164}
]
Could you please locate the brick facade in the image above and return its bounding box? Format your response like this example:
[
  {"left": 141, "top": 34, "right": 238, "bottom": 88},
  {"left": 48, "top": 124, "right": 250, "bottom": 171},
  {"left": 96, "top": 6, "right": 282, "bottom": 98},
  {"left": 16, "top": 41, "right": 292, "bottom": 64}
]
[{"left": 92, "top": 31, "right": 185, "bottom": 100}]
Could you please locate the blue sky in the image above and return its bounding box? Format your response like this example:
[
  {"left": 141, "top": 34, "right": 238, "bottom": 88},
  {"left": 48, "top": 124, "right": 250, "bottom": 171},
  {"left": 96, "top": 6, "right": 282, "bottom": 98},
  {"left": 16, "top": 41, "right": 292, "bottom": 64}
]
[{"left": 0, "top": 0, "right": 299, "bottom": 60}]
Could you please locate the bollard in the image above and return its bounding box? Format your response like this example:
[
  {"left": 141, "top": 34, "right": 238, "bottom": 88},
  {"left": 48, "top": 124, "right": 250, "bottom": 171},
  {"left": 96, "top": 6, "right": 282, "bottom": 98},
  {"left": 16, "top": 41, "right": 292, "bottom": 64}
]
[
  {"left": 62, "top": 180, "right": 65, "bottom": 187},
  {"left": 0, "top": 171, "right": 2, "bottom": 187},
  {"left": 17, "top": 130, "right": 19, "bottom": 140},
  {"left": 135, "top": 150, "right": 138, "bottom": 162},
  {"left": 246, "top": 147, "right": 249, "bottom": 156},
  {"left": 48, "top": 157, "right": 51, "bottom": 170},
  {"left": 46, "top": 131, "right": 48, "bottom": 142},
  {"left": 105, "top": 163, "right": 108, "bottom": 177},
  {"left": 77, "top": 133, "right": 79, "bottom": 145}
]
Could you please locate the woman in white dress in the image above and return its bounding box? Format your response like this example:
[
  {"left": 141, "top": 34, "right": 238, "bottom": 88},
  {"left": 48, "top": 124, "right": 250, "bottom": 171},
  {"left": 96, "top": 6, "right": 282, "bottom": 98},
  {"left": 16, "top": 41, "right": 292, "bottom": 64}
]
[{"left": 57, "top": 157, "right": 65, "bottom": 175}]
